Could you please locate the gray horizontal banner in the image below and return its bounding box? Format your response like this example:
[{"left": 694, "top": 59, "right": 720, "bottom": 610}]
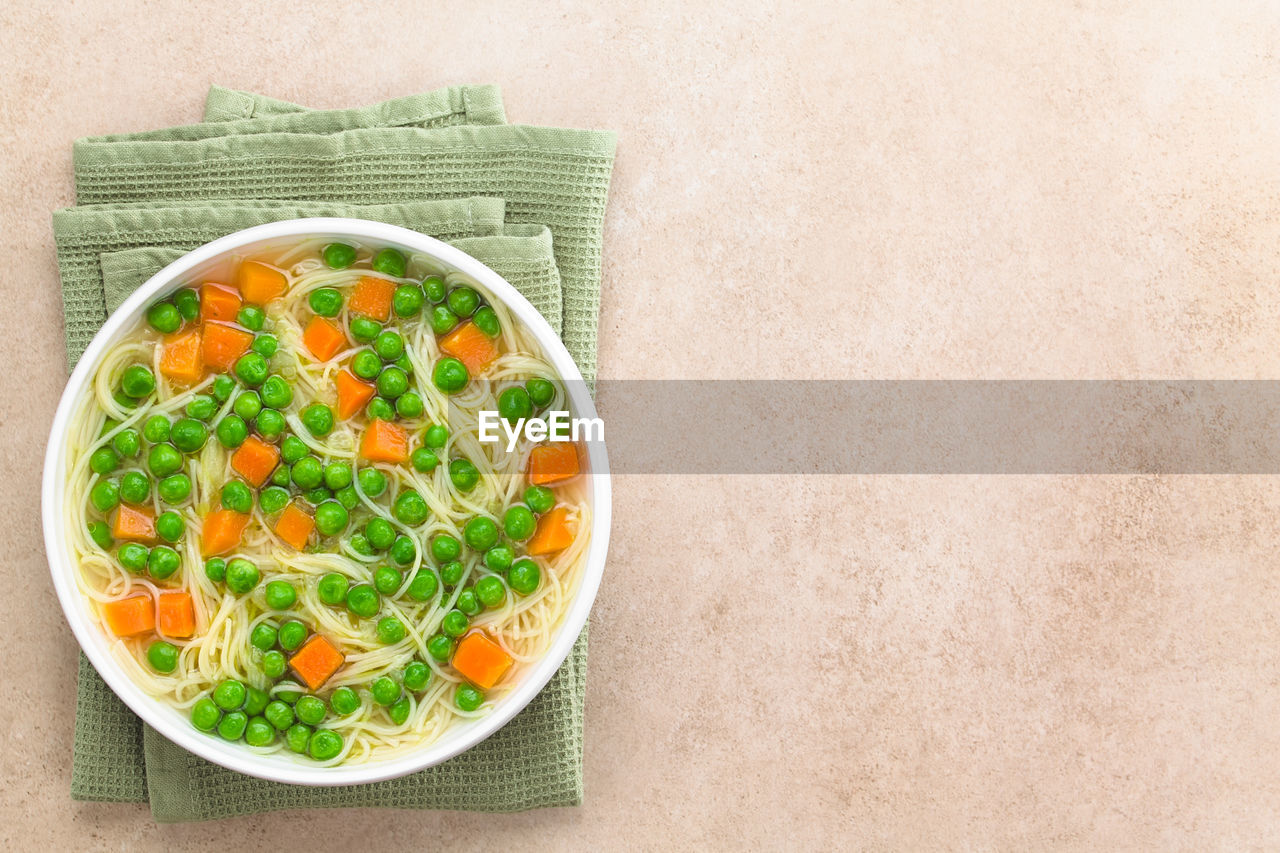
[{"left": 582, "top": 381, "right": 1280, "bottom": 474}]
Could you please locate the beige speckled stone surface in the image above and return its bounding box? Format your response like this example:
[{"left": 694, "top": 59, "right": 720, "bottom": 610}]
[{"left": 5, "top": 0, "right": 1280, "bottom": 847}]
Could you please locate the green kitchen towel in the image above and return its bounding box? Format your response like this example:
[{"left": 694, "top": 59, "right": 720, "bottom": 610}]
[
  {"left": 58, "top": 197, "right": 586, "bottom": 820},
  {"left": 71, "top": 93, "right": 615, "bottom": 383},
  {"left": 55, "top": 85, "right": 615, "bottom": 819}
]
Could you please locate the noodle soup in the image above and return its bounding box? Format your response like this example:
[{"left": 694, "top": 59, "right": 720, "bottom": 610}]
[{"left": 63, "top": 237, "right": 590, "bottom": 766}]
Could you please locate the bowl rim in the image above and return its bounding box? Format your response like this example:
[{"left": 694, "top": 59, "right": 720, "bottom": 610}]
[{"left": 41, "top": 217, "right": 611, "bottom": 786}]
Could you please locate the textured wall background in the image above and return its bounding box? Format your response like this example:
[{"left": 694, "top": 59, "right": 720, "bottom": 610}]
[{"left": 4, "top": 0, "right": 1280, "bottom": 848}]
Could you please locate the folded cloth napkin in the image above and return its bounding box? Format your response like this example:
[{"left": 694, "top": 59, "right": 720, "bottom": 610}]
[{"left": 53, "top": 86, "right": 615, "bottom": 821}]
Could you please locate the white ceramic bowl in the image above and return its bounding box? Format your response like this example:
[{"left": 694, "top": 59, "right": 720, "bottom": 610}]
[{"left": 41, "top": 218, "right": 610, "bottom": 786}]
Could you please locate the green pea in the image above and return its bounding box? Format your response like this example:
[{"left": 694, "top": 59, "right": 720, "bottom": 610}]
[
  {"left": 392, "top": 391, "right": 422, "bottom": 419},
  {"left": 393, "top": 490, "right": 429, "bottom": 526},
  {"left": 170, "top": 418, "right": 207, "bottom": 453},
  {"left": 314, "top": 501, "right": 349, "bottom": 537},
  {"left": 347, "top": 533, "right": 374, "bottom": 556},
  {"left": 393, "top": 284, "right": 425, "bottom": 317},
  {"left": 157, "top": 473, "right": 191, "bottom": 504},
  {"left": 234, "top": 352, "right": 269, "bottom": 386},
  {"left": 423, "top": 275, "right": 446, "bottom": 303},
  {"left": 226, "top": 558, "right": 260, "bottom": 594},
  {"left": 362, "top": 518, "right": 393, "bottom": 551},
  {"left": 441, "top": 609, "right": 469, "bottom": 638},
  {"left": 473, "top": 305, "right": 501, "bottom": 338},
  {"left": 321, "top": 462, "right": 352, "bottom": 492},
  {"left": 262, "top": 650, "right": 287, "bottom": 680},
  {"left": 484, "top": 543, "right": 514, "bottom": 572},
  {"left": 260, "top": 375, "right": 292, "bottom": 409},
  {"left": 155, "top": 511, "right": 185, "bottom": 543},
  {"left": 294, "top": 695, "right": 326, "bottom": 726},
  {"left": 310, "top": 729, "right": 345, "bottom": 762},
  {"left": 221, "top": 480, "right": 254, "bottom": 513},
  {"left": 147, "top": 641, "right": 179, "bottom": 673},
  {"left": 374, "top": 565, "right": 402, "bottom": 595},
  {"left": 118, "top": 470, "right": 149, "bottom": 505},
  {"left": 424, "top": 424, "right": 449, "bottom": 449},
  {"left": 439, "top": 560, "right": 464, "bottom": 587},
  {"left": 264, "top": 580, "right": 297, "bottom": 610},
  {"left": 173, "top": 288, "right": 200, "bottom": 322},
  {"left": 429, "top": 304, "right": 459, "bottom": 335},
  {"left": 390, "top": 535, "right": 417, "bottom": 566},
  {"left": 403, "top": 660, "right": 432, "bottom": 692},
  {"left": 308, "top": 287, "right": 343, "bottom": 317},
  {"left": 143, "top": 415, "right": 171, "bottom": 444},
  {"left": 291, "top": 457, "right": 324, "bottom": 489},
  {"left": 373, "top": 331, "right": 404, "bottom": 362},
  {"left": 366, "top": 396, "right": 396, "bottom": 422},
  {"left": 286, "top": 722, "right": 312, "bottom": 753},
  {"left": 112, "top": 428, "right": 140, "bottom": 458},
  {"left": 371, "top": 676, "right": 401, "bottom": 706},
  {"left": 429, "top": 534, "right": 460, "bottom": 563},
  {"left": 457, "top": 588, "right": 482, "bottom": 616},
  {"left": 244, "top": 716, "right": 275, "bottom": 747},
  {"left": 218, "top": 711, "right": 248, "bottom": 741},
  {"left": 264, "top": 700, "right": 294, "bottom": 731},
  {"left": 503, "top": 505, "right": 536, "bottom": 541},
  {"left": 498, "top": 387, "right": 533, "bottom": 423},
  {"left": 376, "top": 616, "right": 407, "bottom": 645},
  {"left": 204, "top": 557, "right": 226, "bottom": 583},
  {"left": 232, "top": 391, "right": 261, "bottom": 421},
  {"left": 147, "top": 301, "right": 181, "bottom": 333},
  {"left": 449, "top": 458, "right": 480, "bottom": 492},
  {"left": 244, "top": 686, "right": 270, "bottom": 716},
  {"left": 376, "top": 366, "right": 408, "bottom": 399},
  {"left": 250, "top": 622, "right": 279, "bottom": 651},
  {"left": 213, "top": 679, "right": 247, "bottom": 711},
  {"left": 427, "top": 634, "right": 454, "bottom": 662},
  {"left": 281, "top": 435, "right": 308, "bottom": 464},
  {"left": 388, "top": 696, "right": 412, "bottom": 725},
  {"left": 330, "top": 686, "right": 360, "bottom": 716},
  {"left": 257, "top": 485, "right": 287, "bottom": 515},
  {"left": 407, "top": 569, "right": 439, "bottom": 602},
  {"left": 87, "top": 520, "right": 113, "bottom": 549},
  {"left": 112, "top": 390, "right": 139, "bottom": 411},
  {"left": 212, "top": 374, "right": 236, "bottom": 403},
  {"left": 237, "top": 304, "right": 265, "bottom": 331},
  {"left": 508, "top": 558, "right": 541, "bottom": 595},
  {"left": 278, "top": 620, "right": 307, "bottom": 651},
  {"left": 463, "top": 517, "right": 498, "bottom": 552},
  {"left": 191, "top": 697, "right": 220, "bottom": 732},
  {"left": 352, "top": 349, "right": 381, "bottom": 380},
  {"left": 255, "top": 408, "right": 286, "bottom": 439},
  {"left": 335, "top": 485, "right": 359, "bottom": 511},
  {"left": 433, "top": 358, "right": 469, "bottom": 393},
  {"left": 346, "top": 584, "right": 379, "bottom": 618},
  {"left": 455, "top": 685, "right": 484, "bottom": 712},
  {"left": 315, "top": 574, "right": 348, "bottom": 608},
  {"left": 117, "top": 542, "right": 149, "bottom": 573},
  {"left": 302, "top": 403, "right": 334, "bottom": 437},
  {"left": 524, "top": 485, "right": 556, "bottom": 514},
  {"left": 120, "top": 364, "right": 155, "bottom": 399},
  {"left": 411, "top": 447, "right": 439, "bottom": 473},
  {"left": 446, "top": 286, "right": 480, "bottom": 318},
  {"left": 216, "top": 414, "right": 249, "bottom": 448},
  {"left": 475, "top": 575, "right": 507, "bottom": 609},
  {"left": 252, "top": 333, "right": 279, "bottom": 358},
  {"left": 372, "top": 248, "right": 407, "bottom": 277},
  {"left": 322, "top": 242, "right": 356, "bottom": 269},
  {"left": 147, "top": 546, "right": 180, "bottom": 579},
  {"left": 90, "top": 447, "right": 120, "bottom": 476},
  {"left": 186, "top": 394, "right": 216, "bottom": 421},
  {"left": 350, "top": 316, "right": 381, "bottom": 344},
  {"left": 358, "top": 468, "right": 387, "bottom": 498},
  {"left": 522, "top": 378, "right": 553, "bottom": 410}
]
